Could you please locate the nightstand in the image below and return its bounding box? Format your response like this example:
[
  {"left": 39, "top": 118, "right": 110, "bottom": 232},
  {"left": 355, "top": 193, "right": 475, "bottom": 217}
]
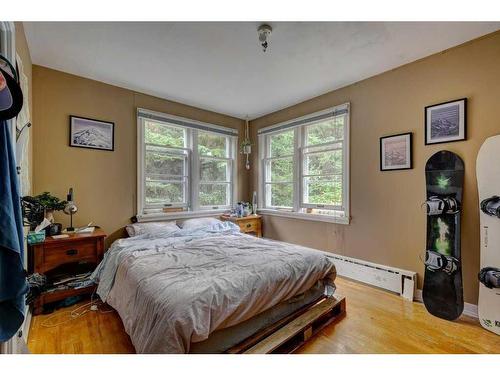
[
  {"left": 221, "top": 214, "right": 262, "bottom": 237},
  {"left": 28, "top": 228, "right": 106, "bottom": 315}
]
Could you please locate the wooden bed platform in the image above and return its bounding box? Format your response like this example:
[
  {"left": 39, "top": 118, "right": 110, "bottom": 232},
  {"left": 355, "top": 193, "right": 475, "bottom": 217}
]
[{"left": 228, "top": 295, "right": 346, "bottom": 354}]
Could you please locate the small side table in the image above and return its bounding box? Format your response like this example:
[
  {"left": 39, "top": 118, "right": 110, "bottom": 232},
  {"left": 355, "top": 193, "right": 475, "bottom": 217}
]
[
  {"left": 221, "top": 214, "right": 262, "bottom": 237},
  {"left": 28, "top": 229, "right": 106, "bottom": 315}
]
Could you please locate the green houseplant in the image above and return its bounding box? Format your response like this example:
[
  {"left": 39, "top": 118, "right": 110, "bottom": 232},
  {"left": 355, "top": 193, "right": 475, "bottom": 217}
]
[
  {"left": 34, "top": 192, "right": 67, "bottom": 221},
  {"left": 240, "top": 138, "right": 252, "bottom": 154}
]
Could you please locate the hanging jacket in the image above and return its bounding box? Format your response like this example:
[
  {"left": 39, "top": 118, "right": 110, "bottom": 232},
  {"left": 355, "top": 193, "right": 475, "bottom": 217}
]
[{"left": 0, "top": 121, "right": 28, "bottom": 342}]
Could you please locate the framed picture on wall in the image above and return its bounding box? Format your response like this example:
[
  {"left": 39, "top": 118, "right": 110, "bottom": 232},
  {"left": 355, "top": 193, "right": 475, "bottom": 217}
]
[
  {"left": 69, "top": 116, "right": 115, "bottom": 151},
  {"left": 380, "top": 132, "right": 412, "bottom": 171},
  {"left": 425, "top": 98, "right": 467, "bottom": 145}
]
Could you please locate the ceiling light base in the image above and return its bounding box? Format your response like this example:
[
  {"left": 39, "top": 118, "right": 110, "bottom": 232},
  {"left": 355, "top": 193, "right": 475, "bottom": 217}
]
[{"left": 258, "top": 24, "right": 272, "bottom": 52}]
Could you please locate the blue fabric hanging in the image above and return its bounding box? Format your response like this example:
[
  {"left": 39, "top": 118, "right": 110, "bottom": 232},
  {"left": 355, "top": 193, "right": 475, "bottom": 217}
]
[{"left": 0, "top": 121, "right": 28, "bottom": 342}]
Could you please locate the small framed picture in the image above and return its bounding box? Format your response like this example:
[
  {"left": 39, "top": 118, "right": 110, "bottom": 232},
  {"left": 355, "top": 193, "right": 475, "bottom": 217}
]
[
  {"left": 69, "top": 116, "right": 114, "bottom": 151},
  {"left": 380, "top": 132, "right": 412, "bottom": 171},
  {"left": 425, "top": 98, "right": 467, "bottom": 145}
]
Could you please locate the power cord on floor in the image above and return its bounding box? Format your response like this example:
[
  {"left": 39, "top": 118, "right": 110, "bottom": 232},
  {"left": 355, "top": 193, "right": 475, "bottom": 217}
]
[
  {"left": 41, "top": 301, "right": 94, "bottom": 328},
  {"left": 40, "top": 289, "right": 114, "bottom": 328}
]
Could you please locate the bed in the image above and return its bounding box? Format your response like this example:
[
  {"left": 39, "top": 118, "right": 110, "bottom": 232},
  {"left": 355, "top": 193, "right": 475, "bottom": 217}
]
[{"left": 91, "top": 221, "right": 337, "bottom": 353}]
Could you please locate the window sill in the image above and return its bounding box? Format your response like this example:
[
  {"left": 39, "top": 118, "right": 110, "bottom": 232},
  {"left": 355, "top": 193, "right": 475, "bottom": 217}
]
[
  {"left": 136, "top": 209, "right": 229, "bottom": 223},
  {"left": 257, "top": 209, "right": 350, "bottom": 224}
]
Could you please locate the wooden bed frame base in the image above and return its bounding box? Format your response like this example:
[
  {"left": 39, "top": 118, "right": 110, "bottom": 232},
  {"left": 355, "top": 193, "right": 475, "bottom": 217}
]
[{"left": 227, "top": 295, "right": 346, "bottom": 354}]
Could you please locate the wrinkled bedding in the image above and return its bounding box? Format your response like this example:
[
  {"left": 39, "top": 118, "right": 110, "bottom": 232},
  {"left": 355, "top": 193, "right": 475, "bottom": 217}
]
[{"left": 91, "top": 222, "right": 336, "bottom": 353}]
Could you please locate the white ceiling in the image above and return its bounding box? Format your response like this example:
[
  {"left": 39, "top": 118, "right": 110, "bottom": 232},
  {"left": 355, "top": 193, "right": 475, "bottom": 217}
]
[{"left": 24, "top": 22, "right": 500, "bottom": 119}]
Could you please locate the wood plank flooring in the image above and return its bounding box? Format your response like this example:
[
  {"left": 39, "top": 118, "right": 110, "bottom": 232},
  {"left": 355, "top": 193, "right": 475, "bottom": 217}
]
[{"left": 28, "top": 277, "right": 500, "bottom": 354}]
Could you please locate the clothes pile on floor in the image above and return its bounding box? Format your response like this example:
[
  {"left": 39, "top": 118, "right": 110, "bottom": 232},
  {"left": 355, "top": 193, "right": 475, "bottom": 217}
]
[{"left": 45, "top": 271, "right": 94, "bottom": 293}]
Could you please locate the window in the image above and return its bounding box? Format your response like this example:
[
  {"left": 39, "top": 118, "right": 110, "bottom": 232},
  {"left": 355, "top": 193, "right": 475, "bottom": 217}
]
[
  {"left": 259, "top": 104, "right": 350, "bottom": 223},
  {"left": 263, "top": 129, "right": 295, "bottom": 208},
  {"left": 144, "top": 121, "right": 189, "bottom": 208},
  {"left": 138, "top": 109, "right": 237, "bottom": 217},
  {"left": 198, "top": 131, "right": 232, "bottom": 208}
]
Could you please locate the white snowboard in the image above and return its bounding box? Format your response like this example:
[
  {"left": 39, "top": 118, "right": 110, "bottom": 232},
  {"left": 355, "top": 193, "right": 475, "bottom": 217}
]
[{"left": 477, "top": 135, "right": 500, "bottom": 335}]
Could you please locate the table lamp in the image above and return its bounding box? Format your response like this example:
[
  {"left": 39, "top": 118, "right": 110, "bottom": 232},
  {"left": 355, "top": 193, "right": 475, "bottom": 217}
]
[{"left": 63, "top": 188, "right": 78, "bottom": 231}]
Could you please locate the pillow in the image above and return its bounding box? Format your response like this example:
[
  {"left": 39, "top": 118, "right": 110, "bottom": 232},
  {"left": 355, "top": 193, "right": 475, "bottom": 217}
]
[
  {"left": 179, "top": 217, "right": 222, "bottom": 230},
  {"left": 126, "top": 221, "right": 179, "bottom": 237}
]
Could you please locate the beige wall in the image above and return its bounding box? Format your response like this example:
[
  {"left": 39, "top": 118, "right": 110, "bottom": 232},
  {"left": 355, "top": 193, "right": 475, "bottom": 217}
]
[
  {"left": 250, "top": 31, "right": 500, "bottom": 304},
  {"left": 31, "top": 30, "right": 500, "bottom": 304},
  {"left": 32, "top": 66, "right": 248, "bottom": 246},
  {"left": 15, "top": 22, "right": 33, "bottom": 193}
]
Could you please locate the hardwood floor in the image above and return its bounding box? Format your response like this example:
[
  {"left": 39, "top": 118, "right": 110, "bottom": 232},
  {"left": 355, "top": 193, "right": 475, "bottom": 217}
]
[
  {"left": 28, "top": 300, "right": 134, "bottom": 354},
  {"left": 296, "top": 278, "right": 500, "bottom": 354},
  {"left": 28, "top": 277, "right": 500, "bottom": 354}
]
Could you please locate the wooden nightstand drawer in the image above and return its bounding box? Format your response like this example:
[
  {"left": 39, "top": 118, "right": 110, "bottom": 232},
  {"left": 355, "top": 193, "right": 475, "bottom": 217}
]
[
  {"left": 221, "top": 214, "right": 262, "bottom": 237},
  {"left": 43, "top": 240, "right": 98, "bottom": 268},
  {"left": 239, "top": 220, "right": 260, "bottom": 233}
]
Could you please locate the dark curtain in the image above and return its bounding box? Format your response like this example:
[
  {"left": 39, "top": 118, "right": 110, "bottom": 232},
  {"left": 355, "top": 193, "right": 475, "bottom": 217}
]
[{"left": 0, "top": 121, "right": 28, "bottom": 342}]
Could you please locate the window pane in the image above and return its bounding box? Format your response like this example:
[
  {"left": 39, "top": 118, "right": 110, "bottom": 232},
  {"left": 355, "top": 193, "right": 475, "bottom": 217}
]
[
  {"left": 267, "top": 157, "right": 293, "bottom": 182},
  {"left": 145, "top": 181, "right": 184, "bottom": 205},
  {"left": 304, "top": 149, "right": 342, "bottom": 176},
  {"left": 306, "top": 117, "right": 344, "bottom": 146},
  {"left": 200, "top": 158, "right": 228, "bottom": 182},
  {"left": 198, "top": 131, "right": 227, "bottom": 157},
  {"left": 145, "top": 147, "right": 185, "bottom": 178},
  {"left": 303, "top": 175, "right": 342, "bottom": 206},
  {"left": 270, "top": 130, "right": 294, "bottom": 157},
  {"left": 267, "top": 183, "right": 293, "bottom": 208},
  {"left": 199, "top": 183, "right": 228, "bottom": 206},
  {"left": 145, "top": 121, "right": 185, "bottom": 147}
]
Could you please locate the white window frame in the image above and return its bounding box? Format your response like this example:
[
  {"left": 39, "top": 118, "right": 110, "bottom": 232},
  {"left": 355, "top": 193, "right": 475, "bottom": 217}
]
[
  {"left": 193, "top": 129, "right": 236, "bottom": 211},
  {"left": 137, "top": 109, "right": 238, "bottom": 221},
  {"left": 143, "top": 143, "right": 191, "bottom": 210},
  {"left": 258, "top": 103, "right": 350, "bottom": 224},
  {"left": 262, "top": 127, "right": 297, "bottom": 210}
]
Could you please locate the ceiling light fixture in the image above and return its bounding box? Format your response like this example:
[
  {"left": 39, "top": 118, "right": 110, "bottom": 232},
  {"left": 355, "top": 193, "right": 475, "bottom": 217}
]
[{"left": 257, "top": 24, "right": 272, "bottom": 52}]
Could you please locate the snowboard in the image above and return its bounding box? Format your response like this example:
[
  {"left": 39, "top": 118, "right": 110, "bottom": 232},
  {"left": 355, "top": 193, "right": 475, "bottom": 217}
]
[
  {"left": 476, "top": 135, "right": 500, "bottom": 335},
  {"left": 423, "top": 150, "right": 464, "bottom": 320}
]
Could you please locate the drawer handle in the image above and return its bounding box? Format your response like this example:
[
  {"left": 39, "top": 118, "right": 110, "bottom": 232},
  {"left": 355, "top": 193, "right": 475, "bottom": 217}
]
[
  {"left": 66, "top": 249, "right": 78, "bottom": 256},
  {"left": 246, "top": 223, "right": 252, "bottom": 228}
]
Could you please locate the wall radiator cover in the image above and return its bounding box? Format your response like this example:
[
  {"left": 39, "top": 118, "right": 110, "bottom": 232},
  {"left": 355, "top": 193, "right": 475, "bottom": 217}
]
[{"left": 323, "top": 252, "right": 417, "bottom": 300}]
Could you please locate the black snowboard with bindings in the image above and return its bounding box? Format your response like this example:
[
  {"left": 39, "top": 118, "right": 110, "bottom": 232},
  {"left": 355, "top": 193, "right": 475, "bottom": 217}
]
[{"left": 423, "top": 150, "right": 464, "bottom": 320}]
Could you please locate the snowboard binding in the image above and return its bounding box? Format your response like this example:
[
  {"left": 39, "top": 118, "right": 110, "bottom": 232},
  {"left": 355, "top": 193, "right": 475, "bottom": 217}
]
[
  {"left": 478, "top": 267, "right": 500, "bottom": 289},
  {"left": 425, "top": 250, "right": 459, "bottom": 275},
  {"left": 480, "top": 196, "right": 500, "bottom": 219},
  {"left": 426, "top": 196, "right": 459, "bottom": 215}
]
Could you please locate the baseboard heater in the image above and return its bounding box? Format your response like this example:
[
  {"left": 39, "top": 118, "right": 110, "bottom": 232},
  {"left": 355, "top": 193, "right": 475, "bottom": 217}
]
[{"left": 323, "top": 253, "right": 417, "bottom": 301}]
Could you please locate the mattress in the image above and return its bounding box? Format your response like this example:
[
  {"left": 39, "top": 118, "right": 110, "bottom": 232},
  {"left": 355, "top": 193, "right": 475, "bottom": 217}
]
[
  {"left": 190, "top": 280, "right": 325, "bottom": 353},
  {"left": 92, "top": 222, "right": 336, "bottom": 353}
]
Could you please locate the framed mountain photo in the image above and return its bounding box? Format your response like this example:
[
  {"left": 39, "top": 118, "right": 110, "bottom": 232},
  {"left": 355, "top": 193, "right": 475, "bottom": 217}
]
[
  {"left": 425, "top": 98, "right": 467, "bottom": 145},
  {"left": 69, "top": 116, "right": 115, "bottom": 151},
  {"left": 380, "top": 132, "right": 412, "bottom": 171}
]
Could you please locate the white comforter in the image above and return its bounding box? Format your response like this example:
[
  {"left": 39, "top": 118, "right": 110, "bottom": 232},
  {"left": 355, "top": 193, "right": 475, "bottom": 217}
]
[{"left": 92, "top": 222, "right": 336, "bottom": 353}]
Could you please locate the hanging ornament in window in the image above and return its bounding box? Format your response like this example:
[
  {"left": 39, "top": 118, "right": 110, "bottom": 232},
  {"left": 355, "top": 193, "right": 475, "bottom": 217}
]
[{"left": 241, "top": 116, "right": 252, "bottom": 170}]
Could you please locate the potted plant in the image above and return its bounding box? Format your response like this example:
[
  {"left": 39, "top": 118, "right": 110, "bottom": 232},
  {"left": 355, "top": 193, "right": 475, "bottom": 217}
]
[
  {"left": 240, "top": 139, "right": 252, "bottom": 170},
  {"left": 34, "top": 192, "right": 67, "bottom": 222},
  {"left": 22, "top": 192, "right": 67, "bottom": 234},
  {"left": 240, "top": 139, "right": 252, "bottom": 155}
]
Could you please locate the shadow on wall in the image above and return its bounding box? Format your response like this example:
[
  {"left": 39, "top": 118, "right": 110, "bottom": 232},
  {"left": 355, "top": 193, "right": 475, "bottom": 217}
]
[{"left": 106, "top": 227, "right": 128, "bottom": 249}]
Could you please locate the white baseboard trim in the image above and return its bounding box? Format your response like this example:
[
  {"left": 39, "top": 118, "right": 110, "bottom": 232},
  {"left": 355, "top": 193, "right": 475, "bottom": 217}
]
[
  {"left": 414, "top": 289, "right": 478, "bottom": 319},
  {"left": 22, "top": 307, "right": 32, "bottom": 344},
  {"left": 464, "top": 303, "right": 479, "bottom": 319}
]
